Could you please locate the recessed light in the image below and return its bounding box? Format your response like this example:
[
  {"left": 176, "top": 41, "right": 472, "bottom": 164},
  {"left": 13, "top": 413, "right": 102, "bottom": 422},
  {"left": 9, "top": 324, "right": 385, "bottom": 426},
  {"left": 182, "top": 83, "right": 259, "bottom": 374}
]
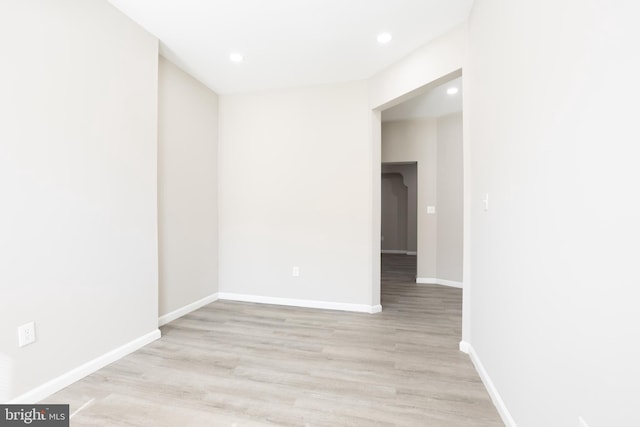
[
  {"left": 377, "top": 32, "right": 392, "bottom": 44},
  {"left": 229, "top": 53, "right": 244, "bottom": 63},
  {"left": 447, "top": 87, "right": 459, "bottom": 95}
]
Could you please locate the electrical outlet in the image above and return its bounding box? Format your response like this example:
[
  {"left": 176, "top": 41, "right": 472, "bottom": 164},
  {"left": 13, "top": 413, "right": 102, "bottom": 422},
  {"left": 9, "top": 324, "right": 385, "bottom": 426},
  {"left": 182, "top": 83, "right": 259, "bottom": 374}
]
[
  {"left": 578, "top": 416, "right": 589, "bottom": 427},
  {"left": 18, "top": 322, "right": 36, "bottom": 347},
  {"left": 292, "top": 266, "right": 300, "bottom": 277},
  {"left": 427, "top": 206, "right": 436, "bottom": 214}
]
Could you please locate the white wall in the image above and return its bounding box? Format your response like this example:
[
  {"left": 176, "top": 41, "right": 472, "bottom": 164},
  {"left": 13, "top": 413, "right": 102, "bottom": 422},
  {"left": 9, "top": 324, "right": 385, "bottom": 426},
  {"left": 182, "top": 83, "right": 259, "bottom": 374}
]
[
  {"left": 369, "top": 24, "right": 467, "bottom": 111},
  {"left": 158, "top": 56, "right": 219, "bottom": 318},
  {"left": 468, "top": 0, "right": 640, "bottom": 425},
  {"left": 0, "top": 0, "right": 158, "bottom": 402},
  {"left": 219, "top": 81, "right": 377, "bottom": 309},
  {"left": 436, "top": 113, "right": 463, "bottom": 282}
]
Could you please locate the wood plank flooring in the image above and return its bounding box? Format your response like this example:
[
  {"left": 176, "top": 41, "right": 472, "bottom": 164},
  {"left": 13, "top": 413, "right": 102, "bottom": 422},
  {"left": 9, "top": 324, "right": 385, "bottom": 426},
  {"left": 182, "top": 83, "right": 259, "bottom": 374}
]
[{"left": 45, "top": 254, "right": 503, "bottom": 426}]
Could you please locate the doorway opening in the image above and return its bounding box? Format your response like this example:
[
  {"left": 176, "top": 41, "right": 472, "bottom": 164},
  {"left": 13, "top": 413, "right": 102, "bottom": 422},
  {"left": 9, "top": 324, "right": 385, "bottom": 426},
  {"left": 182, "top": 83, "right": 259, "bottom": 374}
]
[
  {"left": 378, "top": 73, "right": 464, "bottom": 305},
  {"left": 381, "top": 162, "right": 418, "bottom": 283}
]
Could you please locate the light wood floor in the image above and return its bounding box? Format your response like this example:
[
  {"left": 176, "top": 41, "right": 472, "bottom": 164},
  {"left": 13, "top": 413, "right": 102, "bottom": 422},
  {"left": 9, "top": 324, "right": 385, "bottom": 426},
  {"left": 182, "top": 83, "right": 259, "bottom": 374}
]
[{"left": 46, "top": 255, "right": 503, "bottom": 426}]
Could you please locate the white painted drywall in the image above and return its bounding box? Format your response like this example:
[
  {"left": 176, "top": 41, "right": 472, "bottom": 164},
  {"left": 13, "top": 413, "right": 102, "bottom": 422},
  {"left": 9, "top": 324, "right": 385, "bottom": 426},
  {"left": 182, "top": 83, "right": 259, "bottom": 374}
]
[
  {"left": 382, "top": 76, "right": 463, "bottom": 122},
  {"left": 468, "top": 0, "right": 640, "bottom": 425},
  {"left": 369, "top": 24, "right": 467, "bottom": 111},
  {"left": 0, "top": 0, "right": 158, "bottom": 401},
  {"left": 382, "top": 119, "right": 438, "bottom": 278},
  {"left": 158, "top": 56, "right": 219, "bottom": 317},
  {"left": 436, "top": 113, "right": 463, "bottom": 282},
  {"left": 218, "top": 81, "right": 375, "bottom": 306}
]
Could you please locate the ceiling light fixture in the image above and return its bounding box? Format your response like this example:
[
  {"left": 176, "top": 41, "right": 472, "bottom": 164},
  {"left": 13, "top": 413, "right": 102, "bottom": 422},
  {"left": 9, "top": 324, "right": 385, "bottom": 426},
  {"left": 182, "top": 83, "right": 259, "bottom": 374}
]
[
  {"left": 447, "top": 87, "right": 459, "bottom": 95},
  {"left": 229, "top": 53, "right": 244, "bottom": 63},
  {"left": 377, "top": 32, "right": 392, "bottom": 44}
]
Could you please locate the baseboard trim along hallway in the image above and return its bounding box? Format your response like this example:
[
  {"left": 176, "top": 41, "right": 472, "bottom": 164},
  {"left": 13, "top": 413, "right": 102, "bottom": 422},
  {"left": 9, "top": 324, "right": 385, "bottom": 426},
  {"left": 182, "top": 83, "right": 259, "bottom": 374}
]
[
  {"left": 460, "top": 340, "right": 517, "bottom": 427},
  {"left": 218, "top": 292, "right": 382, "bottom": 314},
  {"left": 159, "top": 293, "right": 220, "bottom": 326},
  {"left": 416, "top": 277, "right": 463, "bottom": 288},
  {"left": 9, "top": 329, "right": 161, "bottom": 404}
]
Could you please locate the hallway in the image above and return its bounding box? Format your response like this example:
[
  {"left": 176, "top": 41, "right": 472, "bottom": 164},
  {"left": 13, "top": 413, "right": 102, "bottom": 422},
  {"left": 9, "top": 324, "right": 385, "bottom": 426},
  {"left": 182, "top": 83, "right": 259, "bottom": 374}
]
[{"left": 45, "top": 255, "right": 501, "bottom": 426}]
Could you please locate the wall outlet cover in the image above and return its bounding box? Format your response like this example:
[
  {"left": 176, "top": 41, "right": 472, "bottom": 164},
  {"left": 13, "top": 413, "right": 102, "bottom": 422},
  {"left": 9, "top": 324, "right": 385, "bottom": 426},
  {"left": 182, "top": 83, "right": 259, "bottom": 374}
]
[{"left": 18, "top": 321, "right": 36, "bottom": 347}]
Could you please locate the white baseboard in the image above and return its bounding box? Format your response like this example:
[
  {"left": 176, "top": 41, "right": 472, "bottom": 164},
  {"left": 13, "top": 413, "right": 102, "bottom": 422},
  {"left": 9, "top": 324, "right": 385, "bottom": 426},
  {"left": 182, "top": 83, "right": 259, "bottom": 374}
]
[
  {"left": 459, "top": 340, "right": 471, "bottom": 353},
  {"left": 9, "top": 329, "right": 161, "bottom": 404},
  {"left": 416, "top": 277, "right": 463, "bottom": 288},
  {"left": 381, "top": 250, "right": 416, "bottom": 255},
  {"left": 218, "top": 292, "right": 381, "bottom": 314},
  {"left": 459, "top": 341, "right": 517, "bottom": 427},
  {"left": 158, "top": 293, "right": 219, "bottom": 326},
  {"left": 370, "top": 304, "right": 383, "bottom": 314}
]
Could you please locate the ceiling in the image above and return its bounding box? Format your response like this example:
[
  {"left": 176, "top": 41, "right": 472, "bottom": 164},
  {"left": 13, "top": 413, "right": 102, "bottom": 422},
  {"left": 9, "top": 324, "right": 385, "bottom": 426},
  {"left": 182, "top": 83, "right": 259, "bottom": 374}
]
[
  {"left": 107, "top": 0, "right": 473, "bottom": 94},
  {"left": 382, "top": 76, "right": 462, "bottom": 122}
]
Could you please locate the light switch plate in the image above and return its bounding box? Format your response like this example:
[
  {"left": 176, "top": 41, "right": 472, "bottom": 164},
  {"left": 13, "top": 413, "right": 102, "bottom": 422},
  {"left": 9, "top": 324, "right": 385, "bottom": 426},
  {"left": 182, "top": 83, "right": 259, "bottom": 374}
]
[{"left": 482, "top": 193, "right": 489, "bottom": 211}]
